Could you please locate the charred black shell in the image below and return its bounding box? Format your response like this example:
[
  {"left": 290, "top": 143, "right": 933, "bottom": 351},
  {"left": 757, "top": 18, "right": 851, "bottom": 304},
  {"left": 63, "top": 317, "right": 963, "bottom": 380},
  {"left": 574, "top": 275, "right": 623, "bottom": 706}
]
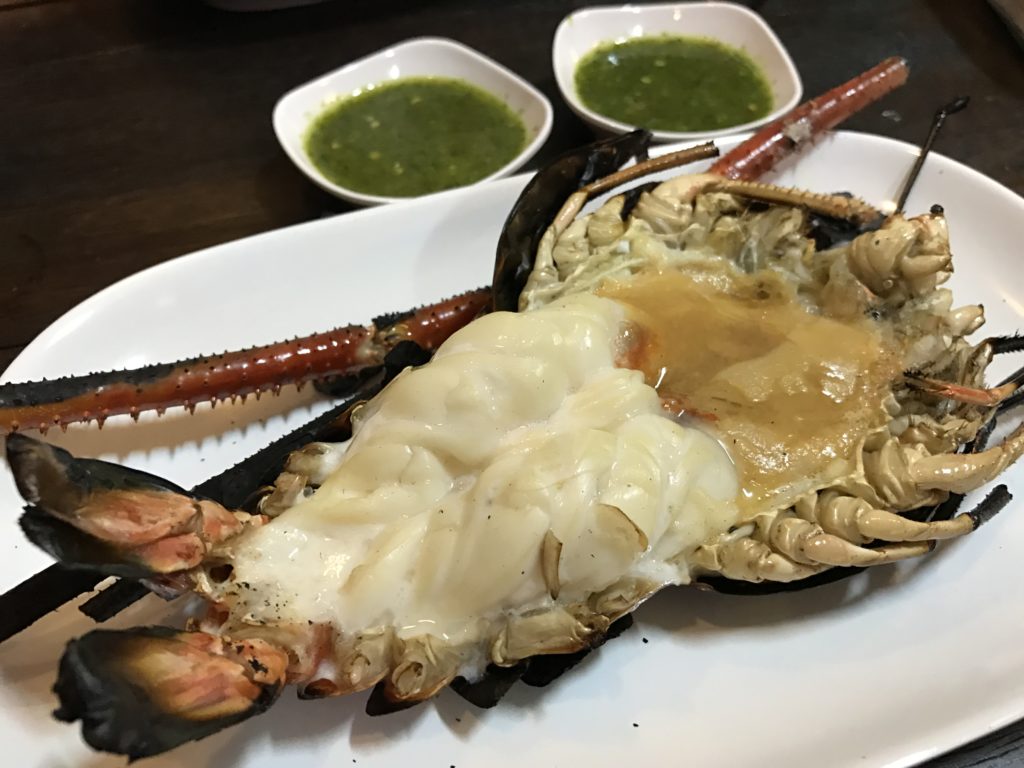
[
  {"left": 492, "top": 130, "right": 653, "bottom": 313},
  {"left": 53, "top": 627, "right": 283, "bottom": 760}
]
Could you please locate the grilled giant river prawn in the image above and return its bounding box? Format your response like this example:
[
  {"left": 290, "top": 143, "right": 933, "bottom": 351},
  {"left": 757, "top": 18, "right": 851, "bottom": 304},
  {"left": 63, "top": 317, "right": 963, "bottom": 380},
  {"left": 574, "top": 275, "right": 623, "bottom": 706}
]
[{"left": 3, "top": 58, "right": 1023, "bottom": 759}]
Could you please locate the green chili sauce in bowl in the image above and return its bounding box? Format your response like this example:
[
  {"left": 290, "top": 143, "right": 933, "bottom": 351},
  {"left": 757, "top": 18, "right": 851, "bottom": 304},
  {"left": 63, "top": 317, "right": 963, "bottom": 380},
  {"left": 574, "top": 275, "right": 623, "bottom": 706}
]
[
  {"left": 574, "top": 35, "right": 773, "bottom": 133},
  {"left": 303, "top": 77, "right": 528, "bottom": 199}
]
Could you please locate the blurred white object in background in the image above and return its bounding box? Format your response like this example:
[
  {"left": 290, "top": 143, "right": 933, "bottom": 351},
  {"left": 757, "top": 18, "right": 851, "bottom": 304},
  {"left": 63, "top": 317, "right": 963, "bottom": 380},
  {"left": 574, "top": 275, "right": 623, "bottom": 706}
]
[{"left": 203, "top": 0, "right": 331, "bottom": 10}]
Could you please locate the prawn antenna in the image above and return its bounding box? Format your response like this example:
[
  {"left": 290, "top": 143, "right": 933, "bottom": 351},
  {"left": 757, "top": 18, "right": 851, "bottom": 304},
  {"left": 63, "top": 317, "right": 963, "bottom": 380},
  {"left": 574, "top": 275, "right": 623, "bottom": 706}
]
[{"left": 895, "top": 96, "right": 969, "bottom": 214}]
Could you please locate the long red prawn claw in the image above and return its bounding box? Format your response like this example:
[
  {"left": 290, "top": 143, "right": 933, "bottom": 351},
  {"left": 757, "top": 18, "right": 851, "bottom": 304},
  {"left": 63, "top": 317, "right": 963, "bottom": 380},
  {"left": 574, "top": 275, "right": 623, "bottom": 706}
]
[
  {"left": 711, "top": 56, "right": 909, "bottom": 181},
  {"left": 0, "top": 287, "right": 490, "bottom": 434}
]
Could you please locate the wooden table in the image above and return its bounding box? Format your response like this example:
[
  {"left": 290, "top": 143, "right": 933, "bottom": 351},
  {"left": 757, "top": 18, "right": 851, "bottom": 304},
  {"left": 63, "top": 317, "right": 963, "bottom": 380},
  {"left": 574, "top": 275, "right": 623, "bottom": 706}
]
[{"left": 1, "top": 0, "right": 1022, "bottom": 765}]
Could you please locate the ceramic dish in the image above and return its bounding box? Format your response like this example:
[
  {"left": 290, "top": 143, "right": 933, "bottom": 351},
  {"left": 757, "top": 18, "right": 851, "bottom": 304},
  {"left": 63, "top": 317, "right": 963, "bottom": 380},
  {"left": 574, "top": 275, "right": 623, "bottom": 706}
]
[
  {"left": 273, "top": 37, "right": 552, "bottom": 205},
  {"left": 2, "top": 131, "right": 1023, "bottom": 768},
  {"left": 553, "top": 2, "right": 802, "bottom": 141}
]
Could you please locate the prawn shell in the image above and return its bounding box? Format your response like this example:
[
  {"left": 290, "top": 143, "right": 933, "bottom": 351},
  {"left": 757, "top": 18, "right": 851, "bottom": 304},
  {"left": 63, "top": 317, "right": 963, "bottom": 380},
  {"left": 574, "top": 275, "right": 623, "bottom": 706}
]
[
  {"left": 53, "top": 627, "right": 286, "bottom": 761},
  {"left": 492, "top": 130, "right": 653, "bottom": 313},
  {"left": 8, "top": 441, "right": 258, "bottom": 581}
]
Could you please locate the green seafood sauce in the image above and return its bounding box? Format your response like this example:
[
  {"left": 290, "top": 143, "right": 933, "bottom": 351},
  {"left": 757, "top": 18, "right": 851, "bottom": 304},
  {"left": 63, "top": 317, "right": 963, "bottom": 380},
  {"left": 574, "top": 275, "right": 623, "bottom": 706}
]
[
  {"left": 304, "top": 77, "right": 528, "bottom": 198},
  {"left": 574, "top": 35, "right": 773, "bottom": 132}
]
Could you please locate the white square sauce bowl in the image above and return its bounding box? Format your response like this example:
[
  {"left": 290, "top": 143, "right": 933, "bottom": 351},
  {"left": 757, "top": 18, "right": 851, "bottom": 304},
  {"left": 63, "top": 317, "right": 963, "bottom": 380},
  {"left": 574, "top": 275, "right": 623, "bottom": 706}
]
[
  {"left": 553, "top": 2, "right": 802, "bottom": 142},
  {"left": 274, "top": 37, "right": 553, "bottom": 205}
]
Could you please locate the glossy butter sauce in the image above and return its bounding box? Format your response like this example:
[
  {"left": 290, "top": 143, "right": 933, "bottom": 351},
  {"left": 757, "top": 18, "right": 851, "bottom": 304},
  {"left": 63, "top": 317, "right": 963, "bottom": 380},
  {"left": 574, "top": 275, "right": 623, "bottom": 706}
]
[{"left": 600, "top": 269, "right": 900, "bottom": 515}]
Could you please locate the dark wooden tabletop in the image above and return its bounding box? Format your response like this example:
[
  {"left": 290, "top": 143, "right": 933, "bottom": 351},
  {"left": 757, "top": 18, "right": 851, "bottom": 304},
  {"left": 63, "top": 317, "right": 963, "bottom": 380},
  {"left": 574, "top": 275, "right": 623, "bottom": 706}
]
[{"left": 1, "top": 0, "right": 1023, "bottom": 765}]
